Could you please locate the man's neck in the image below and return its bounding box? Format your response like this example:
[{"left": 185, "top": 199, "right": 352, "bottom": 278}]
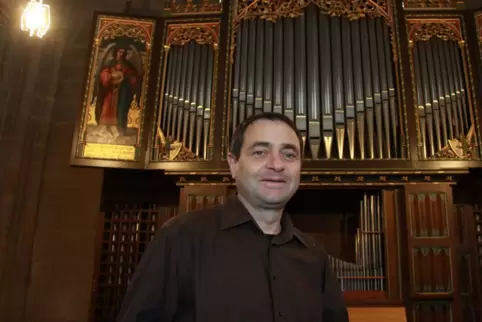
[{"left": 237, "top": 194, "right": 283, "bottom": 235}]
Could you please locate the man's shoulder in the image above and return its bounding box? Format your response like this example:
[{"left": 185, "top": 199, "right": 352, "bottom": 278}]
[{"left": 161, "top": 203, "right": 223, "bottom": 232}]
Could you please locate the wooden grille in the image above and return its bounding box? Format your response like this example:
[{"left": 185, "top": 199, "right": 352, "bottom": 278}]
[{"left": 91, "top": 203, "right": 178, "bottom": 322}]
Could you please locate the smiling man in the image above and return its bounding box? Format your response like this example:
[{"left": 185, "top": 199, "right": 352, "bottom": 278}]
[{"left": 117, "top": 112, "right": 349, "bottom": 322}]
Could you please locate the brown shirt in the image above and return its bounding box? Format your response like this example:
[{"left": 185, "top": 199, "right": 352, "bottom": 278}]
[{"left": 117, "top": 195, "right": 349, "bottom": 322}]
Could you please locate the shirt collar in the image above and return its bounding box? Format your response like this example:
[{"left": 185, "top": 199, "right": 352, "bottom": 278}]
[{"left": 220, "top": 195, "right": 310, "bottom": 247}]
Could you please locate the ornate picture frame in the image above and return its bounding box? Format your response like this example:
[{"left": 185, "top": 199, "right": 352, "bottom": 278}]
[{"left": 71, "top": 13, "right": 157, "bottom": 167}]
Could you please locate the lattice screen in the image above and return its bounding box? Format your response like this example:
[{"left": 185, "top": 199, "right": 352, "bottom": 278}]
[{"left": 91, "top": 203, "right": 178, "bottom": 322}]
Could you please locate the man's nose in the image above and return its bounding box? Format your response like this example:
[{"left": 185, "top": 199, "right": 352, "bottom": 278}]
[{"left": 266, "top": 153, "right": 284, "bottom": 171}]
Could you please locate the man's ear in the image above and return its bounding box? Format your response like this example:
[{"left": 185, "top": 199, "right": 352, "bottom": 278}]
[{"left": 227, "top": 152, "right": 238, "bottom": 179}]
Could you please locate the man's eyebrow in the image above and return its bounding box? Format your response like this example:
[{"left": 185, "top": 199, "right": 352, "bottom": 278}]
[
  {"left": 281, "top": 143, "right": 300, "bottom": 153},
  {"left": 248, "top": 141, "right": 270, "bottom": 149},
  {"left": 248, "top": 142, "right": 300, "bottom": 153}
]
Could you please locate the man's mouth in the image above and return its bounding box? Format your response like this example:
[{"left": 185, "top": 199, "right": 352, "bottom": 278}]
[{"left": 261, "top": 178, "right": 286, "bottom": 183}]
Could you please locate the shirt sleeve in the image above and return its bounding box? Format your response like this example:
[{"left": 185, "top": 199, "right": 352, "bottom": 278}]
[
  {"left": 116, "top": 224, "right": 179, "bottom": 322},
  {"left": 321, "top": 253, "right": 349, "bottom": 322}
]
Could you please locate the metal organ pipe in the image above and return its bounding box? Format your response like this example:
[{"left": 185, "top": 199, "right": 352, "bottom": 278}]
[
  {"left": 328, "top": 193, "right": 385, "bottom": 292},
  {"left": 231, "top": 6, "right": 403, "bottom": 159},
  {"left": 412, "top": 37, "right": 473, "bottom": 158},
  {"left": 158, "top": 39, "right": 215, "bottom": 160}
]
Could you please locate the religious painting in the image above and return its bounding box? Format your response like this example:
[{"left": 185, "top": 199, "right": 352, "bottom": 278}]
[{"left": 72, "top": 14, "right": 155, "bottom": 164}]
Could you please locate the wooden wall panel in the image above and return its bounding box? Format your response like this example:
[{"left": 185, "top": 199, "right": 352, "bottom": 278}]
[
  {"left": 403, "top": 184, "right": 461, "bottom": 321},
  {"left": 178, "top": 185, "right": 229, "bottom": 214},
  {"left": 348, "top": 307, "right": 406, "bottom": 322}
]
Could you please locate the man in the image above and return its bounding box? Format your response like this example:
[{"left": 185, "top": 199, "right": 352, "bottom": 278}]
[{"left": 117, "top": 112, "right": 349, "bottom": 322}]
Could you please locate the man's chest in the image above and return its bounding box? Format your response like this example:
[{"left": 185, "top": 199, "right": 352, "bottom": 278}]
[{"left": 181, "top": 233, "right": 325, "bottom": 321}]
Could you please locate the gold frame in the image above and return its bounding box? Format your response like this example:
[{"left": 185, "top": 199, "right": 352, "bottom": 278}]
[{"left": 71, "top": 14, "right": 156, "bottom": 167}]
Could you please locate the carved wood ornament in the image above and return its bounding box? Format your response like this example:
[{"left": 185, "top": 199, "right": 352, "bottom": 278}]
[{"left": 403, "top": 0, "right": 463, "bottom": 9}]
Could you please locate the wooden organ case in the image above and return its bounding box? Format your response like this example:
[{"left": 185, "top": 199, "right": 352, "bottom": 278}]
[{"left": 69, "top": 0, "right": 482, "bottom": 322}]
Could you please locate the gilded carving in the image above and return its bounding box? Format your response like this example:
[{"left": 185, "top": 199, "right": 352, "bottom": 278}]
[
  {"left": 403, "top": 0, "right": 462, "bottom": 8},
  {"left": 165, "top": 0, "right": 223, "bottom": 15},
  {"left": 156, "top": 127, "right": 202, "bottom": 161},
  {"left": 379, "top": 176, "right": 387, "bottom": 181},
  {"left": 166, "top": 23, "right": 220, "bottom": 48},
  {"left": 407, "top": 19, "right": 462, "bottom": 42},
  {"left": 231, "top": 0, "right": 392, "bottom": 62},
  {"left": 235, "top": 0, "right": 390, "bottom": 24},
  {"left": 435, "top": 125, "right": 477, "bottom": 159}
]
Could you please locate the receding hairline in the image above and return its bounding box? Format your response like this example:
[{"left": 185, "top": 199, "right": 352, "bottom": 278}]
[{"left": 241, "top": 119, "right": 302, "bottom": 151}]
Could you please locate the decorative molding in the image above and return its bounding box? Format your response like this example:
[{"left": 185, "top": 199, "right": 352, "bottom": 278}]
[
  {"left": 407, "top": 18, "right": 463, "bottom": 43},
  {"left": 164, "top": 0, "right": 223, "bottom": 16},
  {"left": 235, "top": 0, "right": 392, "bottom": 26},
  {"left": 165, "top": 22, "right": 220, "bottom": 48},
  {"left": 403, "top": 0, "right": 463, "bottom": 9},
  {"left": 167, "top": 171, "right": 465, "bottom": 185},
  {"left": 435, "top": 125, "right": 476, "bottom": 159}
]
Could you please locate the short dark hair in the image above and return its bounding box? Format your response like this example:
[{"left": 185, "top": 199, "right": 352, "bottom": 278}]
[{"left": 229, "top": 112, "right": 303, "bottom": 159}]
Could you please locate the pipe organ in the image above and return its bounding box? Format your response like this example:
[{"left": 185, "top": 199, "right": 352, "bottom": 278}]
[
  {"left": 70, "top": 1, "right": 482, "bottom": 322},
  {"left": 230, "top": 9, "right": 404, "bottom": 160},
  {"left": 330, "top": 193, "right": 385, "bottom": 292},
  {"left": 408, "top": 18, "right": 479, "bottom": 159},
  {"left": 153, "top": 23, "right": 219, "bottom": 161}
]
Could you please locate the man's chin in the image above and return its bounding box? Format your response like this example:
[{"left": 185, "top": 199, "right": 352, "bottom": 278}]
[{"left": 256, "top": 194, "right": 291, "bottom": 208}]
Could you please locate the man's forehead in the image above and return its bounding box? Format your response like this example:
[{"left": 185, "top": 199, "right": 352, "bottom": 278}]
[
  {"left": 246, "top": 119, "right": 297, "bottom": 135},
  {"left": 243, "top": 120, "right": 300, "bottom": 148}
]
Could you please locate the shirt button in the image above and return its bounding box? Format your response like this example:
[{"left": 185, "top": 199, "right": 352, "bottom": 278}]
[
  {"left": 272, "top": 276, "right": 278, "bottom": 280},
  {"left": 278, "top": 312, "right": 283, "bottom": 316}
]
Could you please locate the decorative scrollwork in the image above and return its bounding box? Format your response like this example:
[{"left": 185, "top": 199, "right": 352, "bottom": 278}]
[
  {"left": 235, "top": 0, "right": 391, "bottom": 25},
  {"left": 407, "top": 19, "right": 462, "bottom": 43},
  {"left": 98, "top": 19, "right": 153, "bottom": 44},
  {"left": 403, "top": 0, "right": 460, "bottom": 8},
  {"left": 435, "top": 124, "right": 476, "bottom": 159},
  {"left": 231, "top": 0, "right": 392, "bottom": 63},
  {"left": 165, "top": 0, "right": 223, "bottom": 15},
  {"left": 166, "top": 23, "right": 220, "bottom": 48}
]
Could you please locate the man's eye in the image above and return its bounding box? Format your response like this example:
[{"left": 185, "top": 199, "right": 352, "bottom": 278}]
[
  {"left": 283, "top": 152, "right": 297, "bottom": 160},
  {"left": 253, "top": 150, "right": 265, "bottom": 156}
]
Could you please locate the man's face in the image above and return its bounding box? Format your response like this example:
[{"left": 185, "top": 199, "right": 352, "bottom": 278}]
[{"left": 227, "top": 119, "right": 302, "bottom": 209}]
